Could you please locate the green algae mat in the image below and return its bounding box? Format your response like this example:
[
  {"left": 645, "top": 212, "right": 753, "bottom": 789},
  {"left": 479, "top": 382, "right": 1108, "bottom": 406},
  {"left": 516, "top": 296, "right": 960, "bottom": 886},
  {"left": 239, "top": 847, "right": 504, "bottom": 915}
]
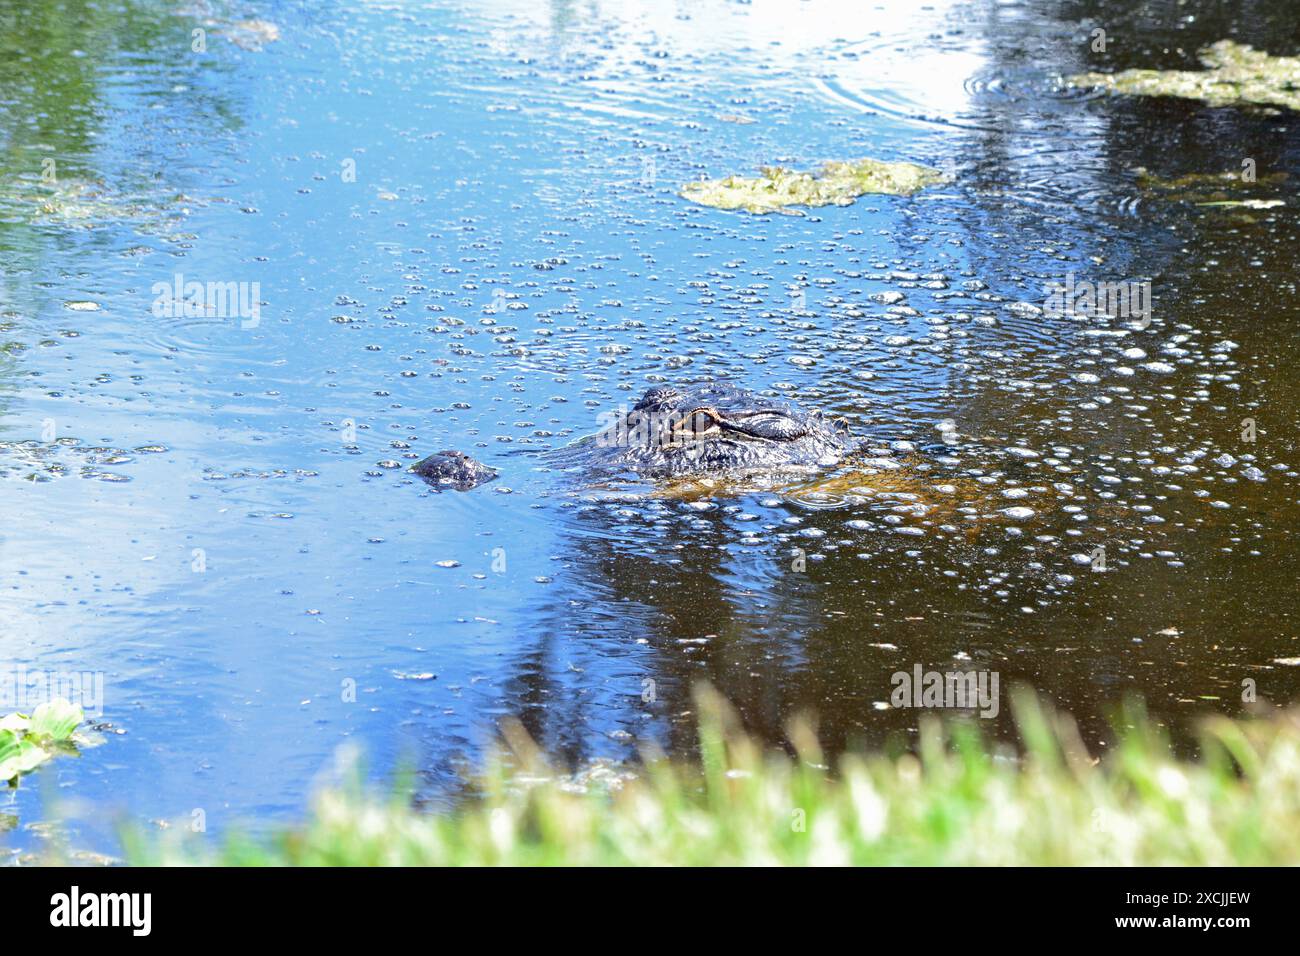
[
  {"left": 680, "top": 158, "right": 947, "bottom": 214},
  {"left": 1068, "top": 40, "right": 1300, "bottom": 112}
]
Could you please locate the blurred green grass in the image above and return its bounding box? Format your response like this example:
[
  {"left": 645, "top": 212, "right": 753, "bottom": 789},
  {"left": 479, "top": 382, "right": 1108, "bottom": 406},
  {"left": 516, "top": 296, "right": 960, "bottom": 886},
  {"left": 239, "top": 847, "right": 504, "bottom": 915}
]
[{"left": 125, "top": 687, "right": 1300, "bottom": 866}]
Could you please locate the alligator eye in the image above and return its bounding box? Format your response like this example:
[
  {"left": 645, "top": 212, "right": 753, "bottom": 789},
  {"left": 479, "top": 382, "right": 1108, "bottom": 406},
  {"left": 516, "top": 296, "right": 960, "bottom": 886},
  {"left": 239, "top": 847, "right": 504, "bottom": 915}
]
[{"left": 671, "top": 407, "right": 722, "bottom": 438}]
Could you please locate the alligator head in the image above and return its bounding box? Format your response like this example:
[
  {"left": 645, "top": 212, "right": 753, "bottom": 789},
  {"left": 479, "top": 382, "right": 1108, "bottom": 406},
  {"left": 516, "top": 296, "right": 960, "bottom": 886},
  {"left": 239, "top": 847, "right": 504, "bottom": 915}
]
[
  {"left": 581, "top": 382, "right": 855, "bottom": 479},
  {"left": 412, "top": 383, "right": 857, "bottom": 491}
]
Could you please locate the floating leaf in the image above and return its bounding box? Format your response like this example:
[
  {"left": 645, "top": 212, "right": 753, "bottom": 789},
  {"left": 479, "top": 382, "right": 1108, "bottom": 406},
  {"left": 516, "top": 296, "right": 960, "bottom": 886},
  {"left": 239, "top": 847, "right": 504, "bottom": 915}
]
[
  {"left": 0, "top": 730, "right": 51, "bottom": 783},
  {"left": 0, "top": 713, "right": 29, "bottom": 733},
  {"left": 0, "top": 699, "right": 86, "bottom": 783},
  {"left": 30, "top": 699, "right": 84, "bottom": 741}
]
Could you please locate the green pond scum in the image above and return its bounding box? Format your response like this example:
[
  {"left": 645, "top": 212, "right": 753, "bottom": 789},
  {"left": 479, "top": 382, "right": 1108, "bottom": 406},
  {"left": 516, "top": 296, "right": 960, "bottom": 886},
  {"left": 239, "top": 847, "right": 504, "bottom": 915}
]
[
  {"left": 1131, "top": 166, "right": 1287, "bottom": 211},
  {"left": 1068, "top": 40, "right": 1300, "bottom": 112},
  {"left": 680, "top": 158, "right": 948, "bottom": 214}
]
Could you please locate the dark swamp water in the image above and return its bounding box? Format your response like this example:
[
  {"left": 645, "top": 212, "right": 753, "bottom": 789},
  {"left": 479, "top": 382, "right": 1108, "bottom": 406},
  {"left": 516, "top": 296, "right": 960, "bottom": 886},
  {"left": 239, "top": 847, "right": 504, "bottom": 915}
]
[{"left": 2, "top": 0, "right": 1299, "bottom": 858}]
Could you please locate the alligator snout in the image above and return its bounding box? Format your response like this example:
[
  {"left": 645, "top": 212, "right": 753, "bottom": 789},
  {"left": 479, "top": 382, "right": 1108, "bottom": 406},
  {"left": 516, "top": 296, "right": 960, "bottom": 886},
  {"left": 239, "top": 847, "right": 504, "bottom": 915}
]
[{"left": 411, "top": 449, "right": 498, "bottom": 491}]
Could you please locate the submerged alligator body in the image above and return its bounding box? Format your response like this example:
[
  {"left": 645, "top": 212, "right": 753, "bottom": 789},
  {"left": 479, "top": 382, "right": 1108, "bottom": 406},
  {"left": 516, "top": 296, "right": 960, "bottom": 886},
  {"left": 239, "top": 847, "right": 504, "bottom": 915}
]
[{"left": 411, "top": 382, "right": 858, "bottom": 491}]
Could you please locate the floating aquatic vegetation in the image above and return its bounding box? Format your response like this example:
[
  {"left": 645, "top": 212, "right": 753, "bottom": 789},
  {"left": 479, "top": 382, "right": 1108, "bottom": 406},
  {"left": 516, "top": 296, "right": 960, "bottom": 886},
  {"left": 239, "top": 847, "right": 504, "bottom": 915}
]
[
  {"left": 0, "top": 699, "right": 86, "bottom": 784},
  {"left": 1067, "top": 41, "right": 1300, "bottom": 112},
  {"left": 1, "top": 177, "right": 198, "bottom": 234},
  {"left": 1195, "top": 198, "right": 1285, "bottom": 209},
  {"left": 1132, "top": 167, "right": 1286, "bottom": 211},
  {"left": 1135, "top": 167, "right": 1287, "bottom": 192},
  {"left": 680, "top": 158, "right": 948, "bottom": 214}
]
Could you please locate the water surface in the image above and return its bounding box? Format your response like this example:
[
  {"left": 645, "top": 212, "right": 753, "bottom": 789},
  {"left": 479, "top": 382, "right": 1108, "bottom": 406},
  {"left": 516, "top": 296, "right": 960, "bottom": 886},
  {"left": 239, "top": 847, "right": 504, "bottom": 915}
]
[{"left": 2, "top": 0, "right": 1299, "bottom": 859}]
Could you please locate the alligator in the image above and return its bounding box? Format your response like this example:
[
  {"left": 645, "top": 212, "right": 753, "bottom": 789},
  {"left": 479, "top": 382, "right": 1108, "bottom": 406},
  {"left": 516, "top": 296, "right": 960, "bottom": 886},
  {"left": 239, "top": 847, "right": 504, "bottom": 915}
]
[
  {"left": 411, "top": 382, "right": 858, "bottom": 491},
  {"left": 411, "top": 449, "right": 502, "bottom": 491}
]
